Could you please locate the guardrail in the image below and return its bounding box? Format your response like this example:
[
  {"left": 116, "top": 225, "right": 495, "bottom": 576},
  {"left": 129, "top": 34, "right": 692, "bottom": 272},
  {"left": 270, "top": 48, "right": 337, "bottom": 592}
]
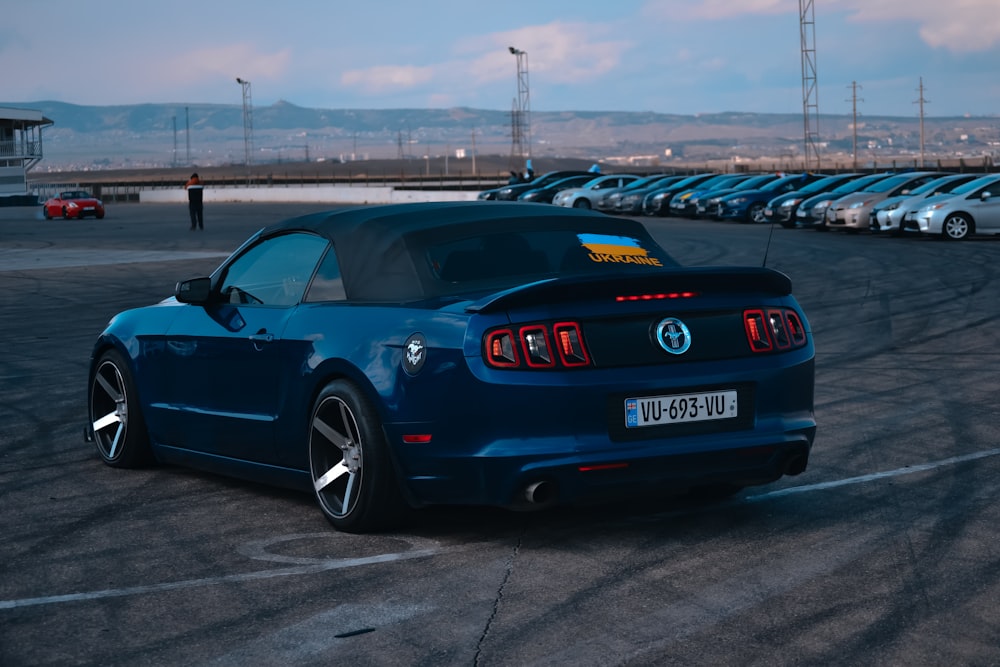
[
  {"left": 29, "top": 169, "right": 515, "bottom": 203},
  {"left": 0, "top": 140, "right": 42, "bottom": 158}
]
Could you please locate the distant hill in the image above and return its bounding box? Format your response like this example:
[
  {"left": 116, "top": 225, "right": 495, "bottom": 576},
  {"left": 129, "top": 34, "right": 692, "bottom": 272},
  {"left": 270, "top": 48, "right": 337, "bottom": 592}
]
[{"left": 5, "top": 100, "right": 999, "bottom": 172}]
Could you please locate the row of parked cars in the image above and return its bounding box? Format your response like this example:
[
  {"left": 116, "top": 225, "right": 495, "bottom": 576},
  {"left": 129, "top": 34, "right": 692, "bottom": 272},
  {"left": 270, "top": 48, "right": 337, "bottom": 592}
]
[{"left": 478, "top": 169, "right": 1000, "bottom": 240}]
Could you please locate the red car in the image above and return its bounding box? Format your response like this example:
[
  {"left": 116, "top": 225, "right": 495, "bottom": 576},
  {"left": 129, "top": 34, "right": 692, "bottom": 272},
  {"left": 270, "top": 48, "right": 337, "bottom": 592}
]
[{"left": 42, "top": 190, "right": 105, "bottom": 219}]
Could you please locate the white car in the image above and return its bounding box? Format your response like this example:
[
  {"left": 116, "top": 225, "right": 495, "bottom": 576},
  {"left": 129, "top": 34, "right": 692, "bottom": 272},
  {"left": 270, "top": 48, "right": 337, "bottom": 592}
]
[
  {"left": 552, "top": 174, "right": 639, "bottom": 209},
  {"left": 911, "top": 174, "right": 1000, "bottom": 240},
  {"left": 869, "top": 174, "right": 981, "bottom": 235}
]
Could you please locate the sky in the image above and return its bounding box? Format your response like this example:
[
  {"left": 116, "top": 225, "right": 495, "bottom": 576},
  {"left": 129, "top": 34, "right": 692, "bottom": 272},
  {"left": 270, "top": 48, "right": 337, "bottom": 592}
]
[{"left": 2, "top": 0, "right": 998, "bottom": 118}]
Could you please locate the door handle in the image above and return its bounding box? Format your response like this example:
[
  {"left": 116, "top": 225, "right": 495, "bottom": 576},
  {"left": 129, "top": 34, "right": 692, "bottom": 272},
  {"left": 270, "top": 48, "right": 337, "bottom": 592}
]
[{"left": 249, "top": 330, "right": 274, "bottom": 350}]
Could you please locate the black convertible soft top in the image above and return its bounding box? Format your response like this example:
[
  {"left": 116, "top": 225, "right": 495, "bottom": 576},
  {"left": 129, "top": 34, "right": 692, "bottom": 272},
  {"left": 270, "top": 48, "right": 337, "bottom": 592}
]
[
  {"left": 270, "top": 200, "right": 621, "bottom": 241},
  {"left": 263, "top": 202, "right": 682, "bottom": 301}
]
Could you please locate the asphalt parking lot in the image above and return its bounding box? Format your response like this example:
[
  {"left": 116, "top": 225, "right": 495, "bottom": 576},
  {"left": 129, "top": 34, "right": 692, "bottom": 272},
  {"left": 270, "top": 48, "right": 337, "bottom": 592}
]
[{"left": 2, "top": 202, "right": 999, "bottom": 666}]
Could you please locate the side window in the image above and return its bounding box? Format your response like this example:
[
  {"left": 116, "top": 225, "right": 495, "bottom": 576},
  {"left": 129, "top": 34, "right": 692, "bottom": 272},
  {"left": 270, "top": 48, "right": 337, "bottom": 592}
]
[
  {"left": 304, "top": 246, "right": 347, "bottom": 302},
  {"left": 218, "top": 232, "right": 328, "bottom": 307}
]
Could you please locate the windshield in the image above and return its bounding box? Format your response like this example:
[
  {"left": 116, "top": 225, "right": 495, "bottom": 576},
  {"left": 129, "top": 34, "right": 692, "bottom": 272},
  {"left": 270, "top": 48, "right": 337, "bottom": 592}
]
[
  {"left": 947, "top": 175, "right": 1000, "bottom": 196},
  {"left": 667, "top": 175, "right": 712, "bottom": 190},
  {"left": 706, "top": 175, "right": 748, "bottom": 189},
  {"left": 625, "top": 175, "right": 668, "bottom": 190},
  {"left": 905, "top": 177, "right": 953, "bottom": 196},
  {"left": 547, "top": 176, "right": 589, "bottom": 189},
  {"left": 737, "top": 175, "right": 775, "bottom": 189},
  {"left": 829, "top": 174, "right": 889, "bottom": 195},
  {"left": 798, "top": 175, "right": 856, "bottom": 194},
  {"left": 760, "top": 176, "right": 803, "bottom": 192},
  {"left": 863, "top": 174, "right": 920, "bottom": 193}
]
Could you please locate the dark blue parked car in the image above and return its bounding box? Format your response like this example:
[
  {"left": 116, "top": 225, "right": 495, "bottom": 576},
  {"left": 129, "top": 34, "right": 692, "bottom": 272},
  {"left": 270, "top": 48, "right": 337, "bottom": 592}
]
[
  {"left": 517, "top": 174, "right": 595, "bottom": 204},
  {"left": 714, "top": 173, "right": 825, "bottom": 223},
  {"left": 668, "top": 174, "right": 756, "bottom": 218},
  {"left": 86, "top": 202, "right": 816, "bottom": 532},
  {"left": 613, "top": 175, "right": 690, "bottom": 215},
  {"left": 692, "top": 174, "right": 782, "bottom": 219},
  {"left": 490, "top": 170, "right": 595, "bottom": 201},
  {"left": 642, "top": 173, "right": 718, "bottom": 216}
]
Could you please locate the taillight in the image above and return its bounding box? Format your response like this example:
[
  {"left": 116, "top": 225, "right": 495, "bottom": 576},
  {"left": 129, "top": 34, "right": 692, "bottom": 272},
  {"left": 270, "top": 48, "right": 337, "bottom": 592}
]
[
  {"left": 785, "top": 310, "right": 807, "bottom": 346},
  {"left": 485, "top": 328, "right": 519, "bottom": 367},
  {"left": 744, "top": 307, "right": 808, "bottom": 353},
  {"left": 520, "top": 325, "right": 555, "bottom": 368},
  {"left": 553, "top": 322, "right": 590, "bottom": 367},
  {"left": 485, "top": 321, "right": 591, "bottom": 369},
  {"left": 768, "top": 309, "right": 791, "bottom": 348}
]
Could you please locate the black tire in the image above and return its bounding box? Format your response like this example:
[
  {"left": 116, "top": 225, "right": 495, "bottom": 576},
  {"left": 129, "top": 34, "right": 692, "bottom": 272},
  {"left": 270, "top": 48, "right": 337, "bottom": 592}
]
[
  {"left": 572, "top": 198, "right": 591, "bottom": 209},
  {"left": 89, "top": 349, "right": 153, "bottom": 467},
  {"left": 309, "top": 380, "right": 406, "bottom": 533},
  {"left": 42, "top": 206, "right": 52, "bottom": 220},
  {"left": 747, "top": 202, "right": 766, "bottom": 224},
  {"left": 942, "top": 213, "right": 972, "bottom": 240},
  {"left": 61, "top": 206, "right": 68, "bottom": 219}
]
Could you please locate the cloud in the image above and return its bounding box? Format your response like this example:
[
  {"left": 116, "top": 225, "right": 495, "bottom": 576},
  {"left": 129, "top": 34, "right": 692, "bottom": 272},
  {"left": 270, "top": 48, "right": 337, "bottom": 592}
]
[
  {"left": 834, "top": 0, "right": 1000, "bottom": 52},
  {"left": 157, "top": 44, "right": 293, "bottom": 85},
  {"left": 339, "top": 21, "right": 630, "bottom": 102},
  {"left": 473, "top": 22, "right": 631, "bottom": 83},
  {"left": 641, "top": 0, "right": 1000, "bottom": 53},
  {"left": 641, "top": 0, "right": 793, "bottom": 21},
  {"left": 340, "top": 65, "right": 435, "bottom": 93}
]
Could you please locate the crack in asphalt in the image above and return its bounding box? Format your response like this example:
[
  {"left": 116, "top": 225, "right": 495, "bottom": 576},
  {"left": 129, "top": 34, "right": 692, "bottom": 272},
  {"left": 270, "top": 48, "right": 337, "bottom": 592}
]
[{"left": 475, "top": 529, "right": 524, "bottom": 666}]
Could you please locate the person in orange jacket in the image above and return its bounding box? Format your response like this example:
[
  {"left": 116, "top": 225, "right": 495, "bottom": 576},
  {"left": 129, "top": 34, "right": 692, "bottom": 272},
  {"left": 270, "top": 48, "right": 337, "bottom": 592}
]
[{"left": 184, "top": 173, "right": 204, "bottom": 230}]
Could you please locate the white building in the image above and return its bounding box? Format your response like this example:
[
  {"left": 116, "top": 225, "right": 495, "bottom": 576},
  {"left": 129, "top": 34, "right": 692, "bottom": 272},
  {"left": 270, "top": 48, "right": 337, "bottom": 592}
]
[{"left": 1, "top": 107, "right": 53, "bottom": 199}]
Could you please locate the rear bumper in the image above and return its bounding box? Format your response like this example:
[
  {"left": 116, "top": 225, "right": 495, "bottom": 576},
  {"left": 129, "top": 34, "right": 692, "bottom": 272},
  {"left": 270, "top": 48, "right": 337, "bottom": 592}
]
[
  {"left": 400, "top": 426, "right": 815, "bottom": 509},
  {"left": 392, "top": 350, "right": 816, "bottom": 509}
]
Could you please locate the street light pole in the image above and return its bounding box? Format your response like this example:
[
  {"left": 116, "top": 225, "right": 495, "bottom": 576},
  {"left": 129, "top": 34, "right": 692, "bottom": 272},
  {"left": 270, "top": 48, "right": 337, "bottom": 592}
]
[{"left": 236, "top": 77, "right": 254, "bottom": 182}]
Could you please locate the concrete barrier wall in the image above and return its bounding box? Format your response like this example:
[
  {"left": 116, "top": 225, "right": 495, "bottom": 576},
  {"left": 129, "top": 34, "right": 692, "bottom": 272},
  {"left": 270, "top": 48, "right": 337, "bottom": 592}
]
[{"left": 140, "top": 186, "right": 479, "bottom": 205}]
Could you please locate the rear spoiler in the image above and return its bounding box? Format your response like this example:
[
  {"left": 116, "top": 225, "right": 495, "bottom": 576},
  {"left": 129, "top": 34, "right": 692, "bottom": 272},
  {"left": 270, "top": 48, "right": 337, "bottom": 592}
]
[{"left": 465, "top": 267, "right": 792, "bottom": 314}]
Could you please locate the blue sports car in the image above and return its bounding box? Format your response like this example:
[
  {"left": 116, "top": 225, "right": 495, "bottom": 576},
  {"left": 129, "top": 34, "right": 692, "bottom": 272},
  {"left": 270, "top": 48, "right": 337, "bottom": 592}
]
[{"left": 86, "top": 202, "right": 816, "bottom": 532}]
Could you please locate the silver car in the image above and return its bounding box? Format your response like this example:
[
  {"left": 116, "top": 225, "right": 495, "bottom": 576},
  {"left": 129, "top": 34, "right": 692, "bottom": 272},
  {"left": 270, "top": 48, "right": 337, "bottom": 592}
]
[
  {"left": 869, "top": 173, "right": 981, "bottom": 235},
  {"left": 793, "top": 172, "right": 894, "bottom": 228},
  {"left": 825, "top": 172, "right": 948, "bottom": 231},
  {"left": 911, "top": 174, "right": 1000, "bottom": 240},
  {"left": 552, "top": 174, "right": 639, "bottom": 209}
]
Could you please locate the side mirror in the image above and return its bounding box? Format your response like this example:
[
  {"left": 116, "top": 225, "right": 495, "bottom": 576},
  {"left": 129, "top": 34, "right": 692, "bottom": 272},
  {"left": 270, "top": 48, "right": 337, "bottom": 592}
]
[
  {"left": 175, "top": 276, "right": 212, "bottom": 304},
  {"left": 982, "top": 191, "right": 992, "bottom": 201}
]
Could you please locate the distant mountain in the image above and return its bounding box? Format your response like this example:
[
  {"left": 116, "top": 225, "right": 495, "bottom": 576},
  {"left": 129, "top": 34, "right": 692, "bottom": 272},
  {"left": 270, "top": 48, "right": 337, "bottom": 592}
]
[{"left": 5, "top": 100, "right": 999, "bottom": 171}]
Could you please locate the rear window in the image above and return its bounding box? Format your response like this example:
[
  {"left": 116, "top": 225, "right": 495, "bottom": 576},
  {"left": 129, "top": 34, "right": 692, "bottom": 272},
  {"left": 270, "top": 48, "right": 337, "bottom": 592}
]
[{"left": 428, "top": 230, "right": 676, "bottom": 286}]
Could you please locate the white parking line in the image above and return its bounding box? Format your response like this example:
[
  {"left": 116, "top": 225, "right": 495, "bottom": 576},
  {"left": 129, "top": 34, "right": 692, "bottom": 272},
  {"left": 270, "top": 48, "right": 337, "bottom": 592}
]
[
  {"left": 3, "top": 447, "right": 999, "bottom": 611},
  {"left": 0, "top": 548, "right": 438, "bottom": 610},
  {"left": 0, "top": 248, "right": 229, "bottom": 271},
  {"left": 743, "top": 447, "right": 1000, "bottom": 502}
]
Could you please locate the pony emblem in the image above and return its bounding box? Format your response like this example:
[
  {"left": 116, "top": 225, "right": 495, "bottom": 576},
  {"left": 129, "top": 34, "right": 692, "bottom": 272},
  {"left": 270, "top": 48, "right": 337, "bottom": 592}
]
[{"left": 403, "top": 333, "right": 427, "bottom": 374}]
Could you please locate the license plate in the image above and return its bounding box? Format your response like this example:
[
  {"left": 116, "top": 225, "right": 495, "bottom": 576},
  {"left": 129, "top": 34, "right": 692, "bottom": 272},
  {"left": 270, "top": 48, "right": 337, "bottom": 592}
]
[{"left": 625, "top": 390, "right": 738, "bottom": 428}]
